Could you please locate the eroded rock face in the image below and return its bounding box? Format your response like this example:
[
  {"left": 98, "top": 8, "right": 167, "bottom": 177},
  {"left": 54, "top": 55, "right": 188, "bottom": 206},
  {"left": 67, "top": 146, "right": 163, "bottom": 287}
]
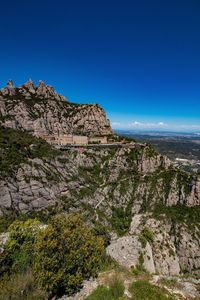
[
  {"left": 1, "top": 80, "right": 16, "bottom": 96},
  {"left": 107, "top": 212, "right": 200, "bottom": 276},
  {"left": 176, "top": 227, "right": 200, "bottom": 273},
  {"left": 130, "top": 214, "right": 200, "bottom": 275},
  {"left": 0, "top": 90, "right": 199, "bottom": 277},
  {"left": 107, "top": 235, "right": 156, "bottom": 274},
  {"left": 0, "top": 146, "right": 199, "bottom": 215},
  {"left": 0, "top": 79, "right": 113, "bottom": 137},
  {"left": 0, "top": 148, "right": 199, "bottom": 275}
]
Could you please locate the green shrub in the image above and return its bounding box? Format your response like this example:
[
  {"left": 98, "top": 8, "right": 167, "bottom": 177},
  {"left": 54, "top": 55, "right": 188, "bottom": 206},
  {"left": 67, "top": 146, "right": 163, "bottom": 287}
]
[
  {"left": 92, "top": 222, "right": 111, "bottom": 247},
  {"left": 0, "top": 219, "right": 40, "bottom": 274},
  {"left": 0, "top": 125, "right": 59, "bottom": 179},
  {"left": 0, "top": 215, "right": 15, "bottom": 234},
  {"left": 85, "top": 276, "right": 125, "bottom": 300},
  {"left": 85, "top": 285, "right": 110, "bottom": 300},
  {"left": 138, "top": 234, "right": 147, "bottom": 248},
  {"left": 136, "top": 253, "right": 146, "bottom": 272},
  {"left": 142, "top": 226, "right": 154, "bottom": 242},
  {"left": 34, "top": 214, "right": 104, "bottom": 297},
  {"left": 169, "top": 249, "right": 175, "bottom": 257},
  {"left": 138, "top": 227, "right": 154, "bottom": 248},
  {"left": 6, "top": 219, "right": 40, "bottom": 253},
  {"left": 108, "top": 276, "right": 125, "bottom": 299},
  {"left": 111, "top": 207, "right": 131, "bottom": 237},
  {"left": 131, "top": 267, "right": 140, "bottom": 276},
  {"left": 129, "top": 280, "right": 176, "bottom": 300}
]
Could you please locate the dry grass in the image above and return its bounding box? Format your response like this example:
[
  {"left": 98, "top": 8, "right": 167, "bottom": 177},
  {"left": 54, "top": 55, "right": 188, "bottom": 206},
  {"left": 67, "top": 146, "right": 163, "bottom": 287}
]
[
  {"left": 158, "top": 277, "right": 183, "bottom": 290},
  {"left": 0, "top": 269, "right": 47, "bottom": 300}
]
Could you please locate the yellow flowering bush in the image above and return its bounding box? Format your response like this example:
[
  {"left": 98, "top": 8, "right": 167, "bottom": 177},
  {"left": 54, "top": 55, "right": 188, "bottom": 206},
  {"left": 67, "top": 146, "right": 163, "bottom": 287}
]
[{"left": 34, "top": 214, "right": 104, "bottom": 297}]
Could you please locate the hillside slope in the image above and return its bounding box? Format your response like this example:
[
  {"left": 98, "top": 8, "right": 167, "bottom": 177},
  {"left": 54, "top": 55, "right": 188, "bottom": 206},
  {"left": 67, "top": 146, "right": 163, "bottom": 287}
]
[
  {"left": 0, "top": 126, "right": 200, "bottom": 275},
  {"left": 0, "top": 82, "right": 200, "bottom": 278}
]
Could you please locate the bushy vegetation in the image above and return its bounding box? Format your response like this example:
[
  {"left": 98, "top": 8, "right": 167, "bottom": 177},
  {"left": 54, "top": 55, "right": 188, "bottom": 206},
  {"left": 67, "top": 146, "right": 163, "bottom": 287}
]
[
  {"left": 140, "top": 167, "right": 194, "bottom": 213},
  {"left": 0, "top": 214, "right": 104, "bottom": 298},
  {"left": 34, "top": 214, "right": 104, "bottom": 297},
  {"left": 129, "top": 280, "right": 176, "bottom": 300},
  {"left": 135, "top": 252, "right": 146, "bottom": 272},
  {"left": 0, "top": 126, "right": 59, "bottom": 179},
  {"left": 86, "top": 277, "right": 176, "bottom": 300},
  {"left": 111, "top": 207, "right": 131, "bottom": 236},
  {"left": 92, "top": 222, "right": 111, "bottom": 247},
  {"left": 0, "top": 214, "right": 16, "bottom": 234},
  {"left": 0, "top": 219, "right": 40, "bottom": 276},
  {"left": 152, "top": 203, "right": 200, "bottom": 229},
  {"left": 0, "top": 208, "right": 59, "bottom": 234},
  {"left": 138, "top": 226, "right": 154, "bottom": 248},
  {"left": 85, "top": 276, "right": 125, "bottom": 300}
]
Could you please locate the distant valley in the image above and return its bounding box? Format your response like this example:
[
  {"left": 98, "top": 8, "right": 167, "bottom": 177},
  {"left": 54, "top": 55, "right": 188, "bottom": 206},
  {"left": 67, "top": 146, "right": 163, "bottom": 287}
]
[{"left": 115, "top": 130, "right": 200, "bottom": 174}]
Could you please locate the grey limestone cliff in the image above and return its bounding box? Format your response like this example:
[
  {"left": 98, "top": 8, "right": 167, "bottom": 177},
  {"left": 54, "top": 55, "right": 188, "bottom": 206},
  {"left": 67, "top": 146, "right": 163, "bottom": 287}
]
[
  {"left": 0, "top": 81, "right": 200, "bottom": 277},
  {"left": 0, "top": 143, "right": 200, "bottom": 275},
  {"left": 0, "top": 79, "right": 113, "bottom": 137}
]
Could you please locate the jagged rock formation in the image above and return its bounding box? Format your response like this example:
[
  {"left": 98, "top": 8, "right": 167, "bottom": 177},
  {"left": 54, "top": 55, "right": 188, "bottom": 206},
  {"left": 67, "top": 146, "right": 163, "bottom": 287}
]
[
  {"left": 0, "top": 131, "right": 199, "bottom": 215},
  {"left": 107, "top": 212, "right": 200, "bottom": 276},
  {"left": 0, "top": 79, "right": 112, "bottom": 137},
  {"left": 0, "top": 142, "right": 199, "bottom": 275},
  {"left": 0, "top": 83, "right": 199, "bottom": 277},
  {"left": 0, "top": 144, "right": 166, "bottom": 213},
  {"left": 1, "top": 79, "right": 66, "bottom": 101}
]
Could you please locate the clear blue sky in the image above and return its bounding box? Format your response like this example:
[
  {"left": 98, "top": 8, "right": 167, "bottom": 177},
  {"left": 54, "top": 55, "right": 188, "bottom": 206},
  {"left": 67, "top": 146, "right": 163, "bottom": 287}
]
[{"left": 0, "top": 0, "right": 200, "bottom": 132}]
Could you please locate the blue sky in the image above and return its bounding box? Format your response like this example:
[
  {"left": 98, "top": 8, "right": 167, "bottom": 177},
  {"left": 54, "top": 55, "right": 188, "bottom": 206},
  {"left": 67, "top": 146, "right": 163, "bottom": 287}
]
[{"left": 0, "top": 0, "right": 200, "bottom": 132}]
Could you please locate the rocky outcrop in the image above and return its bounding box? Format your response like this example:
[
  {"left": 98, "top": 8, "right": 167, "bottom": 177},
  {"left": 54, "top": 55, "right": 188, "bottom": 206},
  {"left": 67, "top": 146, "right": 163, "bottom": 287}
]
[
  {"left": 0, "top": 79, "right": 113, "bottom": 137},
  {"left": 107, "top": 212, "right": 200, "bottom": 276},
  {"left": 0, "top": 144, "right": 199, "bottom": 275},
  {"left": 1, "top": 79, "right": 67, "bottom": 101},
  {"left": 107, "top": 235, "right": 156, "bottom": 274},
  {"left": 0, "top": 106, "right": 199, "bottom": 276},
  {"left": 0, "top": 145, "right": 199, "bottom": 215}
]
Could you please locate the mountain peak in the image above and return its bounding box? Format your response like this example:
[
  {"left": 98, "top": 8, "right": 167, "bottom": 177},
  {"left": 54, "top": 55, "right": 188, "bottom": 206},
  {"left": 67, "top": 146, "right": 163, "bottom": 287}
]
[
  {"left": 7, "top": 79, "right": 14, "bottom": 87},
  {"left": 0, "top": 79, "right": 113, "bottom": 137},
  {"left": 0, "top": 79, "right": 68, "bottom": 102}
]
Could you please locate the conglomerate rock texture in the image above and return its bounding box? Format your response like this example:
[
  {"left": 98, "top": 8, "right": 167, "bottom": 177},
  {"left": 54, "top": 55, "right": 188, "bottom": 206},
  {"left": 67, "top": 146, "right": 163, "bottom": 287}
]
[
  {"left": 108, "top": 214, "right": 200, "bottom": 276},
  {"left": 0, "top": 80, "right": 199, "bottom": 277},
  {"left": 0, "top": 142, "right": 200, "bottom": 275},
  {"left": 0, "top": 79, "right": 112, "bottom": 137},
  {"left": 1, "top": 145, "right": 200, "bottom": 215}
]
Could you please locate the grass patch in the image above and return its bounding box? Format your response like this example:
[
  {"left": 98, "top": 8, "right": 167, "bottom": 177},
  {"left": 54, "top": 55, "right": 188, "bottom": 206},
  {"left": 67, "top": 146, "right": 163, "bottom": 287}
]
[
  {"left": 159, "top": 278, "right": 181, "bottom": 289},
  {"left": 85, "top": 285, "right": 110, "bottom": 300},
  {"left": 85, "top": 276, "right": 125, "bottom": 300},
  {"left": 129, "top": 280, "right": 176, "bottom": 300},
  {"left": 0, "top": 269, "right": 47, "bottom": 300}
]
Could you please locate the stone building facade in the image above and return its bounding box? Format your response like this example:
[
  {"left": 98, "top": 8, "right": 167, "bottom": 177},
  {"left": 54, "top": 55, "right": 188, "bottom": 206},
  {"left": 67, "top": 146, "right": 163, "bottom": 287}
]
[{"left": 42, "top": 134, "right": 107, "bottom": 145}]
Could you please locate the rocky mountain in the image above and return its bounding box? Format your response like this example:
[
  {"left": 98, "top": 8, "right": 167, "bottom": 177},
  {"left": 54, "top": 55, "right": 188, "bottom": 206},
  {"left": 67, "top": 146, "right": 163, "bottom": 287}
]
[
  {"left": 0, "top": 79, "right": 112, "bottom": 137},
  {"left": 0, "top": 125, "right": 200, "bottom": 277},
  {"left": 0, "top": 82, "right": 200, "bottom": 279}
]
